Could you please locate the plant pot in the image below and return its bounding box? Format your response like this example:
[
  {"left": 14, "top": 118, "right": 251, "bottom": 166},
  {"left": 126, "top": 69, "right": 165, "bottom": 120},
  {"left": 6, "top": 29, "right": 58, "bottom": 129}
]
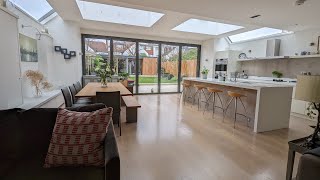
[{"left": 202, "top": 74, "right": 207, "bottom": 79}]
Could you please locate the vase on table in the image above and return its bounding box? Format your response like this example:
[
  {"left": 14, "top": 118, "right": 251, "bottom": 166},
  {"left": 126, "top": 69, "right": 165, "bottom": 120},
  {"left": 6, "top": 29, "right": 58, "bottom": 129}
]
[{"left": 101, "top": 78, "right": 107, "bottom": 88}]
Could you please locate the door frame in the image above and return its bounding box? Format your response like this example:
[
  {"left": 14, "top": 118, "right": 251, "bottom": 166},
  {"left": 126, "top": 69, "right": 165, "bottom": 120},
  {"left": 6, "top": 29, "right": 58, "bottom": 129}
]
[{"left": 81, "top": 34, "right": 201, "bottom": 95}]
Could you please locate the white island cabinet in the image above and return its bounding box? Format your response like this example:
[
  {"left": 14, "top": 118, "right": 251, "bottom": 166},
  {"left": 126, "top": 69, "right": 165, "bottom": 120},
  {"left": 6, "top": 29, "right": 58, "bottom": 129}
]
[{"left": 183, "top": 78, "right": 294, "bottom": 133}]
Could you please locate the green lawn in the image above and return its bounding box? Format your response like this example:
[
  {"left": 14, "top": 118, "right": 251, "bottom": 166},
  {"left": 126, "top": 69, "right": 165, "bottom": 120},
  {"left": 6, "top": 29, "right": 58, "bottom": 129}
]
[{"left": 129, "top": 76, "right": 178, "bottom": 84}]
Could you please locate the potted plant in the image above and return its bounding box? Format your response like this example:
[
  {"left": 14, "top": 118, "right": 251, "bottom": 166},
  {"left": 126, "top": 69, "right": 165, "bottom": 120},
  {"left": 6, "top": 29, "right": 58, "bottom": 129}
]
[
  {"left": 201, "top": 66, "right": 209, "bottom": 79},
  {"left": 94, "top": 56, "right": 112, "bottom": 88},
  {"left": 272, "top": 71, "right": 283, "bottom": 79},
  {"left": 25, "top": 70, "right": 52, "bottom": 97}
]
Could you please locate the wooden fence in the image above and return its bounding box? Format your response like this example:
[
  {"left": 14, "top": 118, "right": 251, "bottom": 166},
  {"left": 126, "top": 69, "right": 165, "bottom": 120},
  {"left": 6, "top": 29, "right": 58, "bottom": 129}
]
[{"left": 141, "top": 58, "right": 197, "bottom": 77}]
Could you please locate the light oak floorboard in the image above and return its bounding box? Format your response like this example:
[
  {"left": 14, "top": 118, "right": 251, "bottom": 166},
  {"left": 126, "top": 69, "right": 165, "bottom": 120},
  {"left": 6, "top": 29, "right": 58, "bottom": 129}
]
[{"left": 115, "top": 94, "right": 314, "bottom": 180}]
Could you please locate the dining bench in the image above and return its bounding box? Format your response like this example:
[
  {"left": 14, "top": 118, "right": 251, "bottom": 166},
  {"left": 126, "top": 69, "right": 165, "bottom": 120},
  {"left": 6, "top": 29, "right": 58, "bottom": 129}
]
[{"left": 122, "top": 96, "right": 141, "bottom": 123}]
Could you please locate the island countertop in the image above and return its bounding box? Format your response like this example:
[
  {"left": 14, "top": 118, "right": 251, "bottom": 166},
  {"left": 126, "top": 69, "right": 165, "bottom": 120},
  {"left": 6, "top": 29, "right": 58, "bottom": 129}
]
[
  {"left": 183, "top": 77, "right": 295, "bottom": 90},
  {"left": 183, "top": 77, "right": 294, "bottom": 133}
]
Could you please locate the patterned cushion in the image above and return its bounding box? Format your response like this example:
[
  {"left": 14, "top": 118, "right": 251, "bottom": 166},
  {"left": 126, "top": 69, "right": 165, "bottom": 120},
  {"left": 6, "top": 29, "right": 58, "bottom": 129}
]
[{"left": 44, "top": 108, "right": 113, "bottom": 168}]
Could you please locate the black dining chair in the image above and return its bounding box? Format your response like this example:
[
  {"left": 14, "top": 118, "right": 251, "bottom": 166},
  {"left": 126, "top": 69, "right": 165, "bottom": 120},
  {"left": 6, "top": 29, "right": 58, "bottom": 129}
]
[
  {"left": 68, "top": 85, "right": 92, "bottom": 105},
  {"left": 61, "top": 87, "right": 86, "bottom": 108},
  {"left": 96, "top": 91, "right": 122, "bottom": 136},
  {"left": 74, "top": 81, "right": 82, "bottom": 93}
]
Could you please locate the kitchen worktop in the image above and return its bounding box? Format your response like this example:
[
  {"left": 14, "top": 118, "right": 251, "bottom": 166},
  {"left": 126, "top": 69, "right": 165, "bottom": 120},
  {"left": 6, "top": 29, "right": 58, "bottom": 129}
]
[
  {"left": 183, "top": 77, "right": 295, "bottom": 90},
  {"left": 183, "top": 77, "right": 294, "bottom": 133}
]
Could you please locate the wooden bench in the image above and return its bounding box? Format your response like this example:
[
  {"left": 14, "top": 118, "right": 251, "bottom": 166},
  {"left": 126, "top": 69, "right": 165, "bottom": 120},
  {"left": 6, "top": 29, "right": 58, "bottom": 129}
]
[{"left": 122, "top": 96, "right": 141, "bottom": 123}]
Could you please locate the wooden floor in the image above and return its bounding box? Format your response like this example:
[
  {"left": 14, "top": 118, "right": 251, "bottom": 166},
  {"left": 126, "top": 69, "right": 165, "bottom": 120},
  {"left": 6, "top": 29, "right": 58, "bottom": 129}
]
[{"left": 116, "top": 94, "right": 314, "bottom": 180}]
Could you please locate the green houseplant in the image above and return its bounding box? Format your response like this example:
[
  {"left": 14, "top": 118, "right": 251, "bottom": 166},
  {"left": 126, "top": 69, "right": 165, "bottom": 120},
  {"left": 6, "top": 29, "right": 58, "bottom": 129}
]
[
  {"left": 94, "top": 56, "right": 112, "bottom": 87},
  {"left": 272, "top": 71, "right": 283, "bottom": 78},
  {"left": 201, "top": 66, "right": 209, "bottom": 79}
]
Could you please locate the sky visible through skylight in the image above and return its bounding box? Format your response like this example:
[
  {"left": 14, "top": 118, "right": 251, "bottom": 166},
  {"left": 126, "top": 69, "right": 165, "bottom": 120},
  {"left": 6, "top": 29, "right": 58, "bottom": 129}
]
[
  {"left": 172, "top": 19, "right": 244, "bottom": 36},
  {"left": 76, "top": 0, "right": 164, "bottom": 27},
  {"left": 10, "top": 0, "right": 53, "bottom": 20},
  {"left": 228, "top": 28, "right": 287, "bottom": 43}
]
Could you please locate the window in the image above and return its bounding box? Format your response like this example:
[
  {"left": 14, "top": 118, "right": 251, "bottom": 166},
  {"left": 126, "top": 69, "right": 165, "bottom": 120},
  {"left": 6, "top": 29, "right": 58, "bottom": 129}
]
[
  {"left": 228, "top": 27, "right": 292, "bottom": 43},
  {"left": 76, "top": 0, "right": 164, "bottom": 27},
  {"left": 172, "top": 18, "right": 243, "bottom": 35},
  {"left": 82, "top": 35, "right": 200, "bottom": 94},
  {"left": 9, "top": 0, "right": 53, "bottom": 20}
]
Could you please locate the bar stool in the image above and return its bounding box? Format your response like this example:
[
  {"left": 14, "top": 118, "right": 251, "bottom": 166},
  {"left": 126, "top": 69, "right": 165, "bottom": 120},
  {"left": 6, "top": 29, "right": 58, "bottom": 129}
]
[
  {"left": 193, "top": 84, "right": 207, "bottom": 110},
  {"left": 181, "top": 82, "right": 193, "bottom": 104},
  {"left": 203, "top": 87, "right": 224, "bottom": 116},
  {"left": 224, "top": 91, "right": 250, "bottom": 128}
]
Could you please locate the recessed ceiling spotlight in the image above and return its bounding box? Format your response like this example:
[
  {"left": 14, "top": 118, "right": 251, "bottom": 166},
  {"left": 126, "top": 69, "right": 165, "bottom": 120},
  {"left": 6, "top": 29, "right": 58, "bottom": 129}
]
[
  {"left": 250, "top": 15, "right": 261, "bottom": 19},
  {"left": 295, "top": 0, "right": 307, "bottom": 6}
]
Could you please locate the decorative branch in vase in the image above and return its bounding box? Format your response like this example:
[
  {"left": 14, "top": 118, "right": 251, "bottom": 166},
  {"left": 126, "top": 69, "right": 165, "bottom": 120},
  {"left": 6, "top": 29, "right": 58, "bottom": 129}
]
[
  {"left": 25, "top": 70, "right": 52, "bottom": 97},
  {"left": 94, "top": 55, "right": 112, "bottom": 88}
]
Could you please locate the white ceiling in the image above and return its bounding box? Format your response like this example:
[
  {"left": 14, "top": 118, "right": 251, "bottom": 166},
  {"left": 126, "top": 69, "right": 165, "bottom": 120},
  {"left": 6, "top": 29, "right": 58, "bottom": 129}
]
[{"left": 47, "top": 0, "right": 320, "bottom": 41}]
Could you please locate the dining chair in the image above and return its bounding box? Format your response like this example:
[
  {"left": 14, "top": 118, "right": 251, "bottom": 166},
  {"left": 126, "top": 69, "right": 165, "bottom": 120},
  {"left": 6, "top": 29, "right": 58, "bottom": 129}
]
[
  {"left": 68, "top": 85, "right": 92, "bottom": 105},
  {"left": 61, "top": 87, "right": 86, "bottom": 108},
  {"left": 74, "top": 81, "right": 82, "bottom": 93},
  {"left": 96, "top": 91, "right": 122, "bottom": 136}
]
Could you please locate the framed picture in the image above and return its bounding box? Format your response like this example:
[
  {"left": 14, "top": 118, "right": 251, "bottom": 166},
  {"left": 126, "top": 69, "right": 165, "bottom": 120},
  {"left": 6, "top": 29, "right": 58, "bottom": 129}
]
[
  {"left": 64, "top": 53, "right": 71, "bottom": 59},
  {"left": 70, "top": 51, "right": 76, "bottom": 57},
  {"left": 64, "top": 54, "right": 71, "bottom": 59},
  {"left": 61, "top": 48, "right": 67, "bottom": 54},
  {"left": 54, "top": 46, "right": 61, "bottom": 52},
  {"left": 19, "top": 34, "right": 38, "bottom": 62}
]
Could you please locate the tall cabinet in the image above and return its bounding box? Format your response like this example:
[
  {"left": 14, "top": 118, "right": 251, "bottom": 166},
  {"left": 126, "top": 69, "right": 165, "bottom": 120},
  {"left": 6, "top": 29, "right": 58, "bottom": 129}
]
[{"left": 0, "top": 7, "right": 23, "bottom": 109}]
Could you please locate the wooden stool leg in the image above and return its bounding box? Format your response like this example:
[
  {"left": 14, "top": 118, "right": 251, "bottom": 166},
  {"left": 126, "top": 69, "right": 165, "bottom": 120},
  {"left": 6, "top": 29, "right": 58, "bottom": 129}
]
[
  {"left": 203, "top": 92, "right": 213, "bottom": 115},
  {"left": 239, "top": 97, "right": 250, "bottom": 127},
  {"left": 223, "top": 97, "right": 234, "bottom": 122},
  {"left": 234, "top": 97, "right": 238, "bottom": 128}
]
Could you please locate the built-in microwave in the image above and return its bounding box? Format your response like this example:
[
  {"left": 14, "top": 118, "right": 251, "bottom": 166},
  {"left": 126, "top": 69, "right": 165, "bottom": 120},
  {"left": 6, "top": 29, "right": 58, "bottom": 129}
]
[{"left": 214, "top": 58, "right": 228, "bottom": 79}]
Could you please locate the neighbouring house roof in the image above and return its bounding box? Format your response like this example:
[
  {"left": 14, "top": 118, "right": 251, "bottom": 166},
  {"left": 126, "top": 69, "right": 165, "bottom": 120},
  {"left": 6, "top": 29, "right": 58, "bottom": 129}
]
[{"left": 87, "top": 41, "right": 109, "bottom": 53}]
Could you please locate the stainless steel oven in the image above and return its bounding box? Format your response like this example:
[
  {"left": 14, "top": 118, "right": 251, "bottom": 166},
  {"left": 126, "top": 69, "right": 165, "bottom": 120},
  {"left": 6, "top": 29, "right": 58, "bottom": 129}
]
[{"left": 214, "top": 58, "right": 228, "bottom": 79}]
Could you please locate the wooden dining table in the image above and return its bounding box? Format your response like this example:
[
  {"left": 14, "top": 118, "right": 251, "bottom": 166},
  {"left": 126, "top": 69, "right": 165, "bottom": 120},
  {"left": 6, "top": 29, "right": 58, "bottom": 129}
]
[{"left": 75, "top": 82, "right": 132, "bottom": 98}]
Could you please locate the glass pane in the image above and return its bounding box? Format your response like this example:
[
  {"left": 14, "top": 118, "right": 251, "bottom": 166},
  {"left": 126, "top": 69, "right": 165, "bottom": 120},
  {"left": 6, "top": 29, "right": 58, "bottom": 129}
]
[
  {"left": 181, "top": 46, "right": 198, "bottom": 90},
  {"left": 228, "top": 28, "right": 285, "bottom": 43},
  {"left": 173, "top": 18, "right": 243, "bottom": 36},
  {"left": 161, "top": 44, "right": 179, "bottom": 93},
  {"left": 76, "top": 0, "right": 164, "bottom": 27},
  {"left": 113, "top": 40, "right": 137, "bottom": 93},
  {"left": 10, "top": 0, "right": 53, "bottom": 20},
  {"left": 138, "top": 42, "right": 159, "bottom": 94},
  {"left": 83, "top": 38, "right": 110, "bottom": 85}
]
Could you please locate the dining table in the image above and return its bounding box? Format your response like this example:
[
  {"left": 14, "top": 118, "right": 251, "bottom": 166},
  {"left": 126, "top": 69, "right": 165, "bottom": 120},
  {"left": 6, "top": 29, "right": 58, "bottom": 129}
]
[{"left": 75, "top": 82, "right": 133, "bottom": 98}]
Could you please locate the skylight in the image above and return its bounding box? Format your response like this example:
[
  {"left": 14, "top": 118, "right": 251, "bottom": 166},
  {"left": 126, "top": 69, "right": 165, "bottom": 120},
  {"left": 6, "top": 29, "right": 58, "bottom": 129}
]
[
  {"left": 172, "top": 19, "right": 244, "bottom": 36},
  {"left": 9, "top": 0, "right": 53, "bottom": 20},
  {"left": 76, "top": 0, "right": 164, "bottom": 27},
  {"left": 228, "top": 28, "right": 291, "bottom": 43}
]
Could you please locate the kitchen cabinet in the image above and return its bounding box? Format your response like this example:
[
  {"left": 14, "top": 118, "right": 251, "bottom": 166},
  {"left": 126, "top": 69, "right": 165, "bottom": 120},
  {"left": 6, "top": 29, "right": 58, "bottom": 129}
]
[{"left": 0, "top": 7, "right": 23, "bottom": 109}]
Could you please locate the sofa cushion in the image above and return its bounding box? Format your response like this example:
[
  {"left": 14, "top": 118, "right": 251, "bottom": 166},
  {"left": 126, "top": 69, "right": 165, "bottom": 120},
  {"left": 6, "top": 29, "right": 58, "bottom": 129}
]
[
  {"left": 44, "top": 108, "right": 113, "bottom": 167},
  {"left": 3, "top": 156, "right": 104, "bottom": 180}
]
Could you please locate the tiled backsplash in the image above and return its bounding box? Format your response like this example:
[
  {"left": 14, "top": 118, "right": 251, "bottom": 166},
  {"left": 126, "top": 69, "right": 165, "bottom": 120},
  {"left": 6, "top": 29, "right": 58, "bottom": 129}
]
[{"left": 240, "top": 58, "right": 320, "bottom": 78}]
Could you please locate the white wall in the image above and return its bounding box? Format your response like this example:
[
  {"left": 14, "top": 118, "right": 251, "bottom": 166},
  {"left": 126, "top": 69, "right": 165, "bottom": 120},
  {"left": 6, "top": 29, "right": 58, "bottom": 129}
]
[
  {"left": 229, "top": 29, "right": 320, "bottom": 58},
  {"left": 200, "top": 38, "right": 215, "bottom": 78},
  {"left": 45, "top": 16, "right": 82, "bottom": 87},
  {"left": 200, "top": 37, "right": 230, "bottom": 77},
  {"left": 6, "top": 2, "right": 46, "bottom": 97},
  {"left": 0, "top": 7, "right": 23, "bottom": 109}
]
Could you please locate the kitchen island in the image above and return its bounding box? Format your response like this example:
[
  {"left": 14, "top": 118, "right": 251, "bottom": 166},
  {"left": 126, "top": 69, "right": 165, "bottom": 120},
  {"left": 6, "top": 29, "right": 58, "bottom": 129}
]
[{"left": 183, "top": 77, "right": 294, "bottom": 133}]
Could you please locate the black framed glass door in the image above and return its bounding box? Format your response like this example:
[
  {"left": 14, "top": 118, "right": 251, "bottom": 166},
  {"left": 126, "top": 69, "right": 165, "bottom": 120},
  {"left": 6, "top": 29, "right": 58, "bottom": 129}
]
[{"left": 81, "top": 34, "right": 201, "bottom": 94}]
